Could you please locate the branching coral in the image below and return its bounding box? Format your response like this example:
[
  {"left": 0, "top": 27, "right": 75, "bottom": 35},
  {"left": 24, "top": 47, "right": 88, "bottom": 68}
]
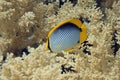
[
  {"left": 0, "top": 0, "right": 58, "bottom": 56},
  {"left": 0, "top": 0, "right": 120, "bottom": 80},
  {"left": 18, "top": 11, "right": 36, "bottom": 32}
]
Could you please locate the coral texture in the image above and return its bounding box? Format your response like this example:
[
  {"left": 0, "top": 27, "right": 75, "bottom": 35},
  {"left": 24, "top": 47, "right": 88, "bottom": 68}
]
[{"left": 0, "top": 0, "right": 120, "bottom": 80}]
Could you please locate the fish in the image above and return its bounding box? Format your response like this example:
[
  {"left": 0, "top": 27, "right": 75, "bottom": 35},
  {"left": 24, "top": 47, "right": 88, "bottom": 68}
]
[{"left": 46, "top": 19, "right": 87, "bottom": 52}]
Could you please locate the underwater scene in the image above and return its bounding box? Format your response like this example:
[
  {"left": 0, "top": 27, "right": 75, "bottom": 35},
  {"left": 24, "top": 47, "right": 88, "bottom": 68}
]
[{"left": 0, "top": 0, "right": 120, "bottom": 80}]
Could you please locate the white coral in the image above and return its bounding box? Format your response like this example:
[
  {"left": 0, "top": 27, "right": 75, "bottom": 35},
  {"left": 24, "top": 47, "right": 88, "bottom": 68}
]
[{"left": 18, "top": 12, "right": 36, "bottom": 32}]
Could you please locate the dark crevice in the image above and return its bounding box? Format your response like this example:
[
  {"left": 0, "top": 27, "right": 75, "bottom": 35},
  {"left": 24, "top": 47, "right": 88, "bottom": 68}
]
[
  {"left": 21, "top": 43, "right": 39, "bottom": 55},
  {"left": 95, "top": 0, "right": 103, "bottom": 8},
  {"left": 21, "top": 48, "right": 29, "bottom": 55},
  {"left": 2, "top": 43, "right": 39, "bottom": 61},
  {"left": 72, "top": 58, "right": 76, "bottom": 63},
  {"left": 111, "top": 30, "right": 120, "bottom": 56},
  {"left": 69, "top": 0, "right": 77, "bottom": 6},
  {"left": 44, "top": 0, "right": 77, "bottom": 7},
  {"left": 3, "top": 55, "right": 6, "bottom": 61},
  {"left": 44, "top": 0, "right": 56, "bottom": 5},
  {"left": 95, "top": 0, "right": 107, "bottom": 22},
  {"left": 80, "top": 41, "right": 93, "bottom": 55},
  {"left": 79, "top": 17, "right": 91, "bottom": 23},
  {"left": 83, "top": 47, "right": 91, "bottom": 55},
  {"left": 83, "top": 41, "right": 93, "bottom": 47},
  {"left": 59, "top": 0, "right": 77, "bottom": 7},
  {"left": 61, "top": 64, "right": 77, "bottom": 74},
  {"left": 31, "top": 43, "right": 39, "bottom": 48},
  {"left": 59, "top": 0, "right": 67, "bottom": 7}
]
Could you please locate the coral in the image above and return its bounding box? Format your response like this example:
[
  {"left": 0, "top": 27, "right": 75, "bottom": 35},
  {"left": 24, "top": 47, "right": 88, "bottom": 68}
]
[
  {"left": 0, "top": 0, "right": 58, "bottom": 56},
  {"left": 0, "top": 0, "right": 120, "bottom": 80},
  {"left": 18, "top": 11, "right": 36, "bottom": 32}
]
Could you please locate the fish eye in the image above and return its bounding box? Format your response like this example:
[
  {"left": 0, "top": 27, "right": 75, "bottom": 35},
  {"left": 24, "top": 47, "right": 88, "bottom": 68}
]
[{"left": 46, "top": 19, "right": 87, "bottom": 52}]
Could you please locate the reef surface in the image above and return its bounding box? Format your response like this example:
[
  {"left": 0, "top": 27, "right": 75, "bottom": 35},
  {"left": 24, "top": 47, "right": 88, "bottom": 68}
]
[{"left": 0, "top": 0, "right": 120, "bottom": 80}]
